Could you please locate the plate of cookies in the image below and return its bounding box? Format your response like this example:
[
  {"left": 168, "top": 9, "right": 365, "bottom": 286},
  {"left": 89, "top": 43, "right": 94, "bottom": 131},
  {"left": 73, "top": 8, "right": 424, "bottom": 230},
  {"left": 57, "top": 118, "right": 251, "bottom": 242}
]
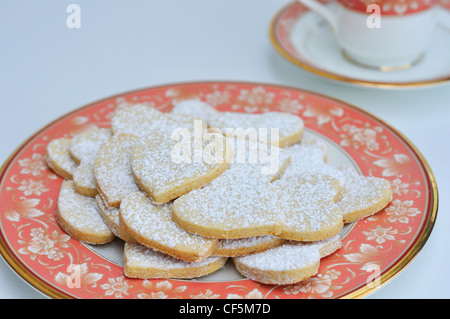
[{"left": 0, "top": 81, "right": 437, "bottom": 299}]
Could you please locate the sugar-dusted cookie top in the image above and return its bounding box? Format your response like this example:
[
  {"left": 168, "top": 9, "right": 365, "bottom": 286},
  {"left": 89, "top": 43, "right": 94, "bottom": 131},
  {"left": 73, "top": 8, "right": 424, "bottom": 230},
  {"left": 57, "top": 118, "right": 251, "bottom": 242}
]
[
  {"left": 171, "top": 99, "right": 304, "bottom": 148},
  {"left": 70, "top": 126, "right": 112, "bottom": 164},
  {"left": 274, "top": 174, "right": 343, "bottom": 241},
  {"left": 172, "top": 159, "right": 283, "bottom": 239},
  {"left": 336, "top": 167, "right": 393, "bottom": 223},
  {"left": 124, "top": 242, "right": 228, "bottom": 279},
  {"left": 46, "top": 138, "right": 78, "bottom": 180},
  {"left": 68, "top": 126, "right": 112, "bottom": 197},
  {"left": 72, "top": 159, "right": 98, "bottom": 197},
  {"left": 282, "top": 143, "right": 392, "bottom": 223},
  {"left": 171, "top": 99, "right": 219, "bottom": 124},
  {"left": 233, "top": 234, "right": 341, "bottom": 285},
  {"left": 172, "top": 138, "right": 343, "bottom": 241},
  {"left": 119, "top": 191, "right": 218, "bottom": 262},
  {"left": 282, "top": 143, "right": 343, "bottom": 184},
  {"left": 111, "top": 104, "right": 201, "bottom": 137},
  {"left": 208, "top": 111, "right": 304, "bottom": 148},
  {"left": 56, "top": 180, "right": 115, "bottom": 244},
  {"left": 172, "top": 138, "right": 291, "bottom": 239},
  {"left": 94, "top": 134, "right": 141, "bottom": 207},
  {"left": 131, "top": 129, "right": 233, "bottom": 205}
]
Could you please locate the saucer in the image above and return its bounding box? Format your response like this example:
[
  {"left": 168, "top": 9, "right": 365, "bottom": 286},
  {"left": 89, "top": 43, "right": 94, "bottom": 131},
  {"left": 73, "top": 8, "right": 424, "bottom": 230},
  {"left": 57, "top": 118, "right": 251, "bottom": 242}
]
[{"left": 270, "top": 1, "right": 450, "bottom": 89}]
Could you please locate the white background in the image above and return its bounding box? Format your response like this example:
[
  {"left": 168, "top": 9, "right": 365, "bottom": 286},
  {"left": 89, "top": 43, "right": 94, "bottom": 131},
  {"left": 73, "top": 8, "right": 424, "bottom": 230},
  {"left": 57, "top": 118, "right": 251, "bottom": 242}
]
[{"left": 0, "top": 0, "right": 449, "bottom": 299}]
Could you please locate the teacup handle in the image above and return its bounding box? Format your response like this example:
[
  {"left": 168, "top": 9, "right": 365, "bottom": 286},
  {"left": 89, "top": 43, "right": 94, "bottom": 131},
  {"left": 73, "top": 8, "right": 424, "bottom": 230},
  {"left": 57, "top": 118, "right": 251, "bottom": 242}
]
[{"left": 296, "top": 0, "right": 338, "bottom": 33}]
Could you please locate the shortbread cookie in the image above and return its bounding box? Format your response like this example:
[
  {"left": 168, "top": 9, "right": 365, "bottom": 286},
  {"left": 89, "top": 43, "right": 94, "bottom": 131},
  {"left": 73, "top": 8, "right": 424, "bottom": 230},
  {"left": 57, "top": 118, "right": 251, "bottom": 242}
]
[
  {"left": 172, "top": 99, "right": 304, "bottom": 147},
  {"left": 233, "top": 234, "right": 341, "bottom": 285},
  {"left": 172, "top": 139, "right": 291, "bottom": 239},
  {"left": 208, "top": 111, "right": 304, "bottom": 147},
  {"left": 69, "top": 126, "right": 112, "bottom": 197},
  {"left": 95, "top": 195, "right": 137, "bottom": 243},
  {"left": 282, "top": 143, "right": 392, "bottom": 223},
  {"left": 119, "top": 191, "right": 218, "bottom": 262},
  {"left": 124, "top": 242, "right": 228, "bottom": 279},
  {"left": 72, "top": 158, "right": 98, "bottom": 197},
  {"left": 45, "top": 138, "right": 78, "bottom": 180},
  {"left": 69, "top": 126, "right": 112, "bottom": 164},
  {"left": 274, "top": 174, "right": 343, "bottom": 241},
  {"left": 94, "top": 134, "right": 141, "bottom": 207},
  {"left": 131, "top": 130, "right": 233, "bottom": 205},
  {"left": 214, "top": 236, "right": 286, "bottom": 257},
  {"left": 173, "top": 163, "right": 281, "bottom": 239},
  {"left": 111, "top": 103, "right": 202, "bottom": 137},
  {"left": 56, "top": 180, "right": 115, "bottom": 244},
  {"left": 171, "top": 99, "right": 219, "bottom": 124},
  {"left": 172, "top": 138, "right": 343, "bottom": 241},
  {"left": 336, "top": 167, "right": 393, "bottom": 223},
  {"left": 173, "top": 169, "right": 343, "bottom": 242},
  {"left": 299, "top": 133, "right": 328, "bottom": 161},
  {"left": 282, "top": 143, "right": 341, "bottom": 183}
]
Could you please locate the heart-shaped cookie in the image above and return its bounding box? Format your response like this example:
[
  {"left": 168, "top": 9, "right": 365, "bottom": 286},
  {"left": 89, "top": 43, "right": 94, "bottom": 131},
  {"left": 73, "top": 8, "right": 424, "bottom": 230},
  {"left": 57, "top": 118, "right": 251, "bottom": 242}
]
[
  {"left": 336, "top": 167, "right": 393, "bottom": 223},
  {"left": 119, "top": 191, "right": 218, "bottom": 262},
  {"left": 56, "top": 180, "right": 115, "bottom": 244},
  {"left": 45, "top": 138, "right": 78, "bottom": 180},
  {"left": 111, "top": 103, "right": 202, "bottom": 137},
  {"left": 208, "top": 111, "right": 304, "bottom": 148},
  {"left": 172, "top": 138, "right": 293, "bottom": 239},
  {"left": 124, "top": 242, "right": 228, "bottom": 279},
  {"left": 171, "top": 99, "right": 219, "bottom": 124},
  {"left": 131, "top": 129, "right": 233, "bottom": 205},
  {"left": 233, "top": 234, "right": 341, "bottom": 285},
  {"left": 282, "top": 143, "right": 392, "bottom": 223},
  {"left": 172, "top": 161, "right": 283, "bottom": 239},
  {"left": 171, "top": 99, "right": 304, "bottom": 147},
  {"left": 70, "top": 126, "right": 112, "bottom": 164},
  {"left": 274, "top": 174, "right": 343, "bottom": 241},
  {"left": 94, "top": 133, "right": 141, "bottom": 207}
]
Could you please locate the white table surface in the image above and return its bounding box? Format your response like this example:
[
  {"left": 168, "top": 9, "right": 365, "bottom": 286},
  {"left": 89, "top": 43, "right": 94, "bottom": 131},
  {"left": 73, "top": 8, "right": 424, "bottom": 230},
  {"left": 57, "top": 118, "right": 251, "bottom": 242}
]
[{"left": 0, "top": 0, "right": 449, "bottom": 299}]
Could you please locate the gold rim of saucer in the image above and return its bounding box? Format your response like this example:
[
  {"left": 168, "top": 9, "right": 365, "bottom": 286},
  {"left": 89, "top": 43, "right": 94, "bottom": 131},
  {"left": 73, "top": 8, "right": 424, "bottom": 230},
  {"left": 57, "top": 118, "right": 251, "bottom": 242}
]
[{"left": 342, "top": 50, "right": 425, "bottom": 72}]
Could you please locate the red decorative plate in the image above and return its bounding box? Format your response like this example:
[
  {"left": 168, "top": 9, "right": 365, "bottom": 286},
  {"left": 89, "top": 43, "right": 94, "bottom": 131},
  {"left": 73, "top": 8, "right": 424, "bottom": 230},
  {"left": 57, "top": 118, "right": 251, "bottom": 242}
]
[{"left": 0, "top": 82, "right": 437, "bottom": 299}]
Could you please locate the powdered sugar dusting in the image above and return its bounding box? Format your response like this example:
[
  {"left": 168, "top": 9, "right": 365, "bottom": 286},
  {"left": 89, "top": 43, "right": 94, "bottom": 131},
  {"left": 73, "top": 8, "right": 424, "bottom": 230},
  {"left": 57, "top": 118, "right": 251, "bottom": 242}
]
[
  {"left": 234, "top": 235, "right": 341, "bottom": 271},
  {"left": 120, "top": 191, "right": 216, "bottom": 256},
  {"left": 171, "top": 99, "right": 219, "bottom": 124},
  {"left": 125, "top": 242, "right": 224, "bottom": 269},
  {"left": 336, "top": 167, "right": 392, "bottom": 215},
  {"left": 46, "top": 138, "right": 78, "bottom": 177},
  {"left": 57, "top": 180, "right": 111, "bottom": 234},
  {"left": 94, "top": 134, "right": 141, "bottom": 206},
  {"left": 208, "top": 111, "right": 304, "bottom": 143},
  {"left": 70, "top": 126, "right": 112, "bottom": 163},
  {"left": 111, "top": 104, "right": 197, "bottom": 137},
  {"left": 131, "top": 131, "right": 229, "bottom": 201}
]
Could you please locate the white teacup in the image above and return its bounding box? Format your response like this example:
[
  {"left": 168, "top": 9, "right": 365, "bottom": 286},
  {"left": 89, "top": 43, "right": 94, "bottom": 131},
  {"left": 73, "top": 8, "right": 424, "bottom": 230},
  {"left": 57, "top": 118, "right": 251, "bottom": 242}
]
[{"left": 297, "top": 0, "right": 439, "bottom": 70}]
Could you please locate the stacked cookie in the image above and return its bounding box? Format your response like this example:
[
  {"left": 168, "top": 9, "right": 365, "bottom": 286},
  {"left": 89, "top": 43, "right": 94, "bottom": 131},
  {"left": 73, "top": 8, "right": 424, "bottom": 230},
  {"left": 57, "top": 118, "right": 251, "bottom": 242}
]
[{"left": 46, "top": 101, "right": 392, "bottom": 285}]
